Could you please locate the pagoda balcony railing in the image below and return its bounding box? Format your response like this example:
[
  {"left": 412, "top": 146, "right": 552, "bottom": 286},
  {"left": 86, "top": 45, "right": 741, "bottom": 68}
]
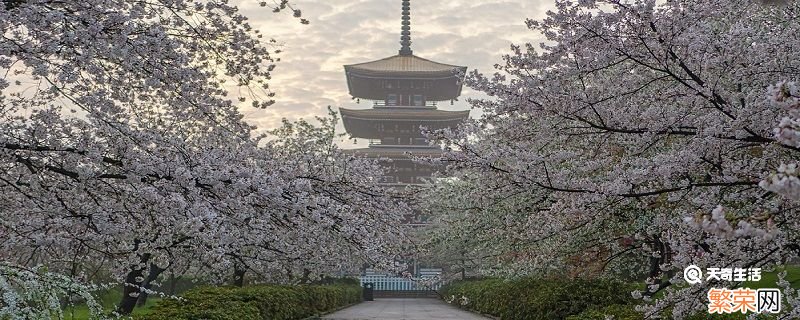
[
  {"left": 368, "top": 140, "right": 437, "bottom": 148},
  {"left": 372, "top": 101, "right": 438, "bottom": 108},
  {"left": 378, "top": 176, "right": 435, "bottom": 185}
]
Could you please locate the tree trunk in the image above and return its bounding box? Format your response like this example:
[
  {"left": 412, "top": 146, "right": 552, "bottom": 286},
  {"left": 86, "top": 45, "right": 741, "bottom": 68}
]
[
  {"left": 644, "top": 237, "right": 670, "bottom": 298},
  {"left": 117, "top": 267, "right": 146, "bottom": 315},
  {"left": 168, "top": 273, "right": 178, "bottom": 296},
  {"left": 460, "top": 251, "right": 467, "bottom": 280},
  {"left": 232, "top": 263, "right": 246, "bottom": 287},
  {"left": 136, "top": 263, "right": 166, "bottom": 307},
  {"left": 299, "top": 268, "right": 312, "bottom": 284},
  {"left": 117, "top": 252, "right": 151, "bottom": 315}
]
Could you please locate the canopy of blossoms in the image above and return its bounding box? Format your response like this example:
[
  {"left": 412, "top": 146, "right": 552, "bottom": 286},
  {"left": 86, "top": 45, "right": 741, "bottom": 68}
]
[
  {"left": 0, "top": 0, "right": 409, "bottom": 316},
  {"left": 424, "top": 0, "right": 800, "bottom": 318}
]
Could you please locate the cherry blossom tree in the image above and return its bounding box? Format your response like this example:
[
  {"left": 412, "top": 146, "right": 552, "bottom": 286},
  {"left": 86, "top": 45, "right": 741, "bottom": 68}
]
[
  {"left": 0, "top": 0, "right": 408, "bottom": 316},
  {"left": 1, "top": 263, "right": 109, "bottom": 320},
  {"left": 762, "top": 81, "right": 800, "bottom": 200},
  {"left": 418, "top": 177, "right": 540, "bottom": 279},
  {"left": 426, "top": 0, "right": 800, "bottom": 318}
]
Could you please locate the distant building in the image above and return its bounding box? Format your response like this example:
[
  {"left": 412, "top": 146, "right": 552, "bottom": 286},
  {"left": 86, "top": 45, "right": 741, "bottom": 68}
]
[{"left": 340, "top": 1, "right": 469, "bottom": 223}]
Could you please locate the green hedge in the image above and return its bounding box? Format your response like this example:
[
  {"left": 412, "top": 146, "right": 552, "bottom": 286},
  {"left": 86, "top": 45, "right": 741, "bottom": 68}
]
[
  {"left": 441, "top": 278, "right": 639, "bottom": 320},
  {"left": 142, "top": 282, "right": 361, "bottom": 320}
]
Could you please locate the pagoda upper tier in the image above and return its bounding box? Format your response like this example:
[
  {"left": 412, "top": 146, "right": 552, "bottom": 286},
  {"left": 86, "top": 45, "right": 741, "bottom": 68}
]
[
  {"left": 344, "top": 54, "right": 467, "bottom": 102},
  {"left": 340, "top": 107, "right": 469, "bottom": 140}
]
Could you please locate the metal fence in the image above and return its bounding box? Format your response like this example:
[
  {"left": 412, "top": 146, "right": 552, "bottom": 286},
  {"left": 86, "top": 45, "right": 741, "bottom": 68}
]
[{"left": 358, "top": 274, "right": 442, "bottom": 291}]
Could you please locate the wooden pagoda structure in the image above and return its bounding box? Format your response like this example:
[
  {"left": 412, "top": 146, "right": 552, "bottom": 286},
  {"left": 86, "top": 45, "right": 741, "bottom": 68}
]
[{"left": 340, "top": 0, "right": 469, "bottom": 197}]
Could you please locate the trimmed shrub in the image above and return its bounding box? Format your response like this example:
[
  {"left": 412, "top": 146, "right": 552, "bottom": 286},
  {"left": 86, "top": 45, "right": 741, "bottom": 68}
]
[
  {"left": 311, "top": 277, "right": 360, "bottom": 286},
  {"left": 441, "top": 277, "right": 639, "bottom": 320},
  {"left": 142, "top": 282, "right": 361, "bottom": 320}
]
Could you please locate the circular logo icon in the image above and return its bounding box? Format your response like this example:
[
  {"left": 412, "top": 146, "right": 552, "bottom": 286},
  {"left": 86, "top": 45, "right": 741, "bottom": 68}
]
[{"left": 684, "top": 265, "right": 703, "bottom": 285}]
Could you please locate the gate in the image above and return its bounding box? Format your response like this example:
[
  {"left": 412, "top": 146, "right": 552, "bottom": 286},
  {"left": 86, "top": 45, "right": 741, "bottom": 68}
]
[{"left": 358, "top": 268, "right": 444, "bottom": 298}]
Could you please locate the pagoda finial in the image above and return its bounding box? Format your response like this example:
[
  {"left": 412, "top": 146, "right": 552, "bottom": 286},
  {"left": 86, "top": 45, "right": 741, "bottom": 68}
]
[{"left": 399, "top": 0, "right": 413, "bottom": 56}]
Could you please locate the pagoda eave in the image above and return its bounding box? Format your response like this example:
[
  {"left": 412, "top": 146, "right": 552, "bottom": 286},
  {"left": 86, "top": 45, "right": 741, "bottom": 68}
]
[
  {"left": 340, "top": 108, "right": 470, "bottom": 139},
  {"left": 345, "top": 72, "right": 465, "bottom": 101},
  {"left": 344, "top": 54, "right": 467, "bottom": 101},
  {"left": 340, "top": 108, "right": 470, "bottom": 120},
  {"left": 344, "top": 67, "right": 467, "bottom": 79},
  {"left": 343, "top": 54, "right": 466, "bottom": 74},
  {"left": 343, "top": 146, "right": 444, "bottom": 159}
]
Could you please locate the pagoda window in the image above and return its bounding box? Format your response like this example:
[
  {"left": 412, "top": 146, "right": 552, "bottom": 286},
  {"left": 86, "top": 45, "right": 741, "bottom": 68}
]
[
  {"left": 413, "top": 95, "right": 424, "bottom": 106},
  {"left": 387, "top": 94, "right": 398, "bottom": 106}
]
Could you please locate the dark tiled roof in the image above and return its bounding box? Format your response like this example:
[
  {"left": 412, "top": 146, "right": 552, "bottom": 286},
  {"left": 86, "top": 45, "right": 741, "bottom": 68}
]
[
  {"left": 345, "top": 55, "right": 466, "bottom": 76},
  {"left": 342, "top": 146, "right": 444, "bottom": 158},
  {"left": 339, "top": 107, "right": 470, "bottom": 121}
]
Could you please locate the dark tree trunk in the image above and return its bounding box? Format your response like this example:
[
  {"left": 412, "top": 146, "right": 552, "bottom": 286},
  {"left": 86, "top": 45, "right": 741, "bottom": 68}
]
[
  {"left": 460, "top": 250, "right": 467, "bottom": 280},
  {"left": 644, "top": 237, "right": 672, "bottom": 298},
  {"left": 299, "top": 268, "right": 312, "bottom": 284},
  {"left": 168, "top": 273, "right": 178, "bottom": 296},
  {"left": 117, "top": 252, "right": 151, "bottom": 315},
  {"left": 136, "top": 263, "right": 166, "bottom": 307},
  {"left": 232, "top": 263, "right": 246, "bottom": 287},
  {"left": 117, "top": 267, "right": 146, "bottom": 315}
]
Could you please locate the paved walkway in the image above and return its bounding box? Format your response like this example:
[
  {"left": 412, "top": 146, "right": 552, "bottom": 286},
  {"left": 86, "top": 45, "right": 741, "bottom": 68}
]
[{"left": 322, "top": 298, "right": 490, "bottom": 320}]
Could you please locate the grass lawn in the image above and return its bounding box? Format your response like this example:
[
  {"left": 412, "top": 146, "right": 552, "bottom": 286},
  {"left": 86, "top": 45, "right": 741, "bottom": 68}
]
[
  {"left": 750, "top": 265, "right": 800, "bottom": 289},
  {"left": 61, "top": 287, "right": 161, "bottom": 320}
]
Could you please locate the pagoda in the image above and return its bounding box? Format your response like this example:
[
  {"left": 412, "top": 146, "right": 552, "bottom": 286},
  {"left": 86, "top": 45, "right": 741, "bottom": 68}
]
[{"left": 340, "top": 0, "right": 469, "bottom": 194}]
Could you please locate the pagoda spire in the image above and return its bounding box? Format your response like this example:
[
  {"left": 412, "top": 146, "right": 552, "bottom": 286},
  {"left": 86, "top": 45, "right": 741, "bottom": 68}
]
[{"left": 399, "top": 0, "right": 413, "bottom": 56}]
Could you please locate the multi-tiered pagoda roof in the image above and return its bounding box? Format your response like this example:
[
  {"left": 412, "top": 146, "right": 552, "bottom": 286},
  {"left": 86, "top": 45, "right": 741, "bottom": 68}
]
[
  {"left": 339, "top": 0, "right": 469, "bottom": 187},
  {"left": 344, "top": 55, "right": 468, "bottom": 101}
]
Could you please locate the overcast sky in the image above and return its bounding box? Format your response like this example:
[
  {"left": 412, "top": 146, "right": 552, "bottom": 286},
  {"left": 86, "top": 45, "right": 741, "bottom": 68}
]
[{"left": 233, "top": 0, "right": 552, "bottom": 147}]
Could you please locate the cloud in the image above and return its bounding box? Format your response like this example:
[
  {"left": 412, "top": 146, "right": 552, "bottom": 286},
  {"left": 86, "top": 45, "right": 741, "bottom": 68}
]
[{"left": 233, "top": 0, "right": 552, "bottom": 146}]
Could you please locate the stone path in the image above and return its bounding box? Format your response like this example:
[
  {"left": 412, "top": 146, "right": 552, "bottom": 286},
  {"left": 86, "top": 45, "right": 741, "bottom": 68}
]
[{"left": 322, "top": 298, "right": 491, "bottom": 320}]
